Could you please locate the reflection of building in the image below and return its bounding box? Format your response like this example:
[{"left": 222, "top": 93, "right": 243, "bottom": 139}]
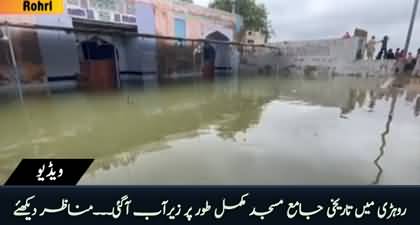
[
  {"left": 415, "top": 97, "right": 420, "bottom": 117},
  {"left": 404, "top": 78, "right": 420, "bottom": 117},
  {"left": 0, "top": 0, "right": 243, "bottom": 91}
]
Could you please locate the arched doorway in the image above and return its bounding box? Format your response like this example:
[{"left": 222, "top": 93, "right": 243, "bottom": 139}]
[
  {"left": 78, "top": 37, "right": 119, "bottom": 90},
  {"left": 205, "top": 31, "right": 232, "bottom": 74}
]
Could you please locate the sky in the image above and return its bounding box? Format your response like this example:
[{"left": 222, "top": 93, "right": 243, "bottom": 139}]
[{"left": 195, "top": 0, "right": 420, "bottom": 53}]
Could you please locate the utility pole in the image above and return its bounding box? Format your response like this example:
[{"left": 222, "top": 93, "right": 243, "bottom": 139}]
[
  {"left": 2, "top": 24, "right": 24, "bottom": 103},
  {"left": 404, "top": 0, "right": 419, "bottom": 53},
  {"left": 373, "top": 89, "right": 397, "bottom": 185},
  {"left": 232, "top": 0, "right": 236, "bottom": 14}
]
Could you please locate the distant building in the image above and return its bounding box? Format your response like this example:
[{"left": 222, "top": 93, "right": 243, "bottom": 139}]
[{"left": 242, "top": 30, "right": 266, "bottom": 45}]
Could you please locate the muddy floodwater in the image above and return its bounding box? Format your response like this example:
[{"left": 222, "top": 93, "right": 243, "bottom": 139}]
[{"left": 1, "top": 75, "right": 420, "bottom": 185}]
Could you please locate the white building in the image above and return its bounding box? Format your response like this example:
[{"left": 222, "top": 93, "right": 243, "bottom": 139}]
[{"left": 243, "top": 30, "right": 266, "bottom": 45}]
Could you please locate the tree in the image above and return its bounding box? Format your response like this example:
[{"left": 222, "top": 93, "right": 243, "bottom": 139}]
[
  {"left": 179, "top": 0, "right": 194, "bottom": 3},
  {"left": 209, "top": 0, "right": 274, "bottom": 41}
]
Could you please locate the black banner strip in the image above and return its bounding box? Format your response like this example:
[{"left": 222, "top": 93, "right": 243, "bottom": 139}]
[
  {"left": 0, "top": 186, "right": 418, "bottom": 225},
  {"left": 5, "top": 159, "right": 94, "bottom": 186}
]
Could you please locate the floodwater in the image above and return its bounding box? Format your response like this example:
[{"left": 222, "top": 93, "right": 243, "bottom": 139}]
[{"left": 0, "top": 75, "right": 420, "bottom": 185}]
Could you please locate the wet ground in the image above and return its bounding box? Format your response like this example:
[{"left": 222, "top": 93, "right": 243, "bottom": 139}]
[{"left": 0, "top": 75, "right": 419, "bottom": 185}]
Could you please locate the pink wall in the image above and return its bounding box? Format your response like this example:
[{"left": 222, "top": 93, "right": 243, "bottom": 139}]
[
  {"left": 187, "top": 17, "right": 202, "bottom": 39},
  {"left": 137, "top": 0, "right": 237, "bottom": 41},
  {"left": 0, "top": 15, "right": 35, "bottom": 24},
  {"left": 153, "top": 0, "right": 175, "bottom": 37}
]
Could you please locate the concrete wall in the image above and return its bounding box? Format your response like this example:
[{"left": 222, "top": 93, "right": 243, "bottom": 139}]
[
  {"left": 239, "top": 47, "right": 283, "bottom": 75},
  {"left": 124, "top": 37, "right": 158, "bottom": 74},
  {"left": 339, "top": 60, "right": 396, "bottom": 76},
  {"left": 273, "top": 37, "right": 394, "bottom": 77},
  {"left": 275, "top": 37, "right": 361, "bottom": 66},
  {"left": 125, "top": 1, "right": 158, "bottom": 74},
  {"left": 1, "top": 15, "right": 80, "bottom": 83},
  {"left": 0, "top": 16, "right": 35, "bottom": 24},
  {"left": 36, "top": 15, "right": 80, "bottom": 78}
]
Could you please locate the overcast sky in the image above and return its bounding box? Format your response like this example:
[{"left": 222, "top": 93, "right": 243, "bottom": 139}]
[{"left": 195, "top": 0, "right": 420, "bottom": 52}]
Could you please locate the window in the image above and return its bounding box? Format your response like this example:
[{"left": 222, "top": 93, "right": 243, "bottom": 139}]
[
  {"left": 247, "top": 40, "right": 255, "bottom": 44},
  {"left": 91, "top": 0, "right": 117, "bottom": 11},
  {"left": 175, "top": 18, "right": 186, "bottom": 38},
  {"left": 67, "top": 0, "right": 80, "bottom": 6},
  {"left": 174, "top": 18, "right": 187, "bottom": 46},
  {"left": 98, "top": 11, "right": 111, "bottom": 21}
]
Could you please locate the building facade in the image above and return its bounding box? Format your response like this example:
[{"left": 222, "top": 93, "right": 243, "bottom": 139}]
[{"left": 0, "top": 0, "right": 243, "bottom": 91}]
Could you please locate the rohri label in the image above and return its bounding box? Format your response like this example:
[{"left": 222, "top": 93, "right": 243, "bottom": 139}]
[
  {"left": 0, "top": 0, "right": 64, "bottom": 14},
  {"left": 23, "top": 0, "right": 53, "bottom": 12}
]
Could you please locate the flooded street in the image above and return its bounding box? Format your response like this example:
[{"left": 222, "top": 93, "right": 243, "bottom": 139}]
[{"left": 0, "top": 75, "right": 419, "bottom": 185}]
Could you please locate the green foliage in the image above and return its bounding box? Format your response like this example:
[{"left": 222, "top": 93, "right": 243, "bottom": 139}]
[
  {"left": 178, "top": 0, "right": 194, "bottom": 3},
  {"left": 209, "top": 0, "right": 274, "bottom": 41}
]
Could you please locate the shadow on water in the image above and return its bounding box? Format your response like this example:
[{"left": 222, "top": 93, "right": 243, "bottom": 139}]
[
  {"left": 373, "top": 89, "right": 397, "bottom": 185},
  {"left": 372, "top": 75, "right": 411, "bottom": 185},
  {"left": 416, "top": 97, "right": 420, "bottom": 117}
]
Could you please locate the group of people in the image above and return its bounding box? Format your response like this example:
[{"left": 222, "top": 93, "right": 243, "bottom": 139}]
[
  {"left": 383, "top": 48, "right": 408, "bottom": 60},
  {"left": 366, "top": 35, "right": 390, "bottom": 60},
  {"left": 366, "top": 35, "right": 420, "bottom": 77}
]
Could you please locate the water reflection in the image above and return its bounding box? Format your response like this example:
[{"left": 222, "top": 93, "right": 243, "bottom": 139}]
[
  {"left": 340, "top": 88, "right": 357, "bottom": 118},
  {"left": 1, "top": 75, "right": 420, "bottom": 184},
  {"left": 368, "top": 90, "right": 376, "bottom": 112},
  {"left": 373, "top": 88, "right": 397, "bottom": 185}
]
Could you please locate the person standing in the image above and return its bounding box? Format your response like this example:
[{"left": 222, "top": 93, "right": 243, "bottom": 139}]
[
  {"left": 386, "top": 49, "right": 395, "bottom": 59},
  {"left": 400, "top": 50, "right": 406, "bottom": 58},
  {"left": 366, "top": 36, "right": 377, "bottom": 60},
  {"left": 408, "top": 52, "right": 414, "bottom": 61},
  {"left": 395, "top": 48, "right": 401, "bottom": 58},
  {"left": 412, "top": 48, "right": 420, "bottom": 77},
  {"left": 343, "top": 32, "right": 351, "bottom": 39},
  {"left": 395, "top": 50, "right": 407, "bottom": 74},
  {"left": 376, "top": 35, "right": 389, "bottom": 60},
  {"left": 405, "top": 52, "right": 416, "bottom": 71}
]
